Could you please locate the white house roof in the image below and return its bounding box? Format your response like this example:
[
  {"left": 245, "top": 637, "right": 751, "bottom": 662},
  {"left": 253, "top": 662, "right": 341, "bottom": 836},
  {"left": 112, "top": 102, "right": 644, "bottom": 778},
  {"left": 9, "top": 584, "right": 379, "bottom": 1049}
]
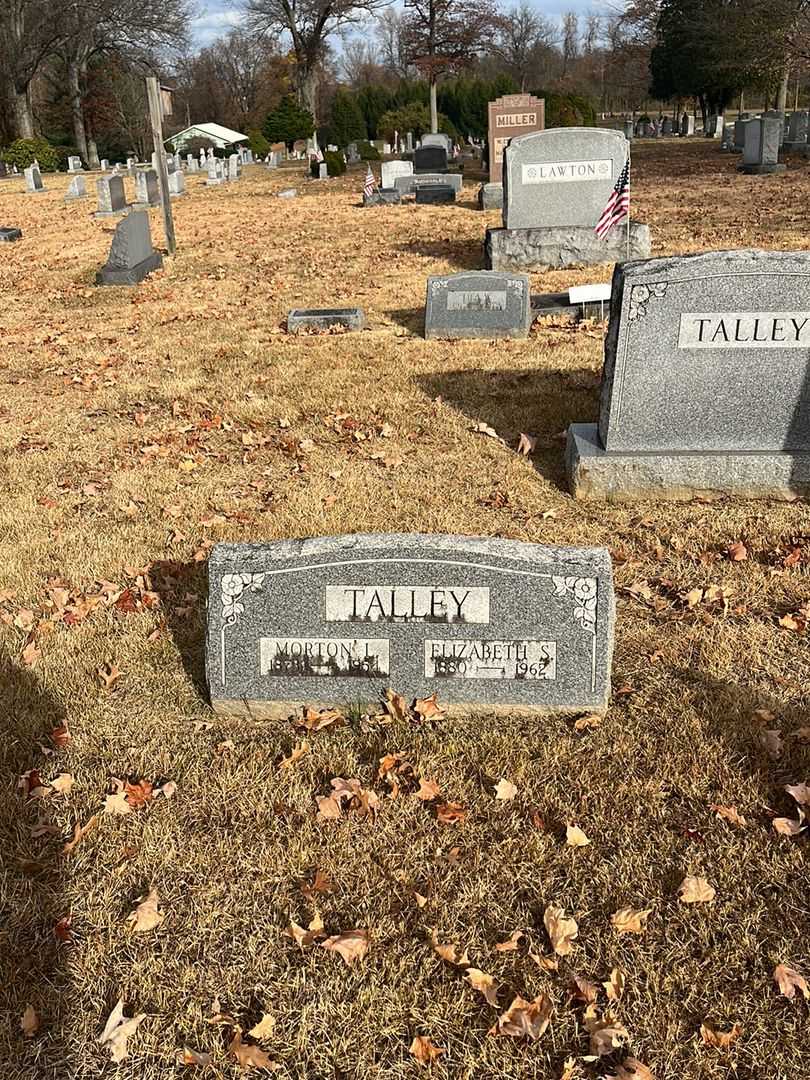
[{"left": 171, "top": 122, "right": 248, "bottom": 147}]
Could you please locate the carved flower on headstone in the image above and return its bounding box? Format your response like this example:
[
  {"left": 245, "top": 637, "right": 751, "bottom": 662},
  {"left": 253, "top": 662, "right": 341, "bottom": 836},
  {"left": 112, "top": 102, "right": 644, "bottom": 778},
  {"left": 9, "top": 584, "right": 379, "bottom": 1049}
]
[
  {"left": 221, "top": 573, "right": 265, "bottom": 623},
  {"left": 552, "top": 576, "right": 597, "bottom": 633}
]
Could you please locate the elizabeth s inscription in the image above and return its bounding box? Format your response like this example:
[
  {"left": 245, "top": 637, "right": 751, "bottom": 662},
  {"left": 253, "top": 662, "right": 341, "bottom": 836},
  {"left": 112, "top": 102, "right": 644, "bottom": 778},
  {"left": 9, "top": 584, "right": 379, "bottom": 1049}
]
[{"left": 207, "top": 535, "right": 614, "bottom": 717}]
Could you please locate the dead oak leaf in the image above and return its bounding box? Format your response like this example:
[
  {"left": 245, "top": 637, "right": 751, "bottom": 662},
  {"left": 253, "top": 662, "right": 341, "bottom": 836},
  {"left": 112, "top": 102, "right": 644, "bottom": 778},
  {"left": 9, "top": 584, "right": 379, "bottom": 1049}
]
[
  {"left": 603, "top": 967, "right": 626, "bottom": 1002},
  {"left": 247, "top": 1014, "right": 276, "bottom": 1040},
  {"left": 228, "top": 1028, "right": 279, "bottom": 1070},
  {"left": 415, "top": 777, "right": 442, "bottom": 801},
  {"left": 98, "top": 999, "right": 145, "bottom": 1063},
  {"left": 759, "top": 729, "right": 783, "bottom": 759},
  {"left": 611, "top": 907, "right": 652, "bottom": 935},
  {"left": 127, "top": 889, "right": 164, "bottom": 932},
  {"left": 409, "top": 1035, "right": 445, "bottom": 1065},
  {"left": 773, "top": 811, "right": 805, "bottom": 836},
  {"left": 584, "top": 1007, "right": 629, "bottom": 1056},
  {"left": 605, "top": 1059, "right": 657, "bottom": 1080},
  {"left": 430, "top": 929, "right": 470, "bottom": 967},
  {"left": 413, "top": 693, "right": 444, "bottom": 720},
  {"left": 382, "top": 688, "right": 409, "bottom": 722},
  {"left": 785, "top": 782, "right": 810, "bottom": 806},
  {"left": 517, "top": 432, "right": 538, "bottom": 456},
  {"left": 494, "top": 929, "right": 524, "bottom": 952},
  {"left": 296, "top": 706, "right": 343, "bottom": 732},
  {"left": 678, "top": 876, "right": 716, "bottom": 904},
  {"left": 466, "top": 967, "right": 499, "bottom": 1006},
  {"left": 573, "top": 713, "right": 602, "bottom": 733},
  {"left": 544, "top": 904, "right": 578, "bottom": 955},
  {"left": 176, "top": 1047, "right": 212, "bottom": 1066},
  {"left": 321, "top": 928, "right": 369, "bottom": 966},
  {"left": 773, "top": 963, "right": 809, "bottom": 1000},
  {"left": 566, "top": 824, "right": 590, "bottom": 847},
  {"left": 286, "top": 912, "right": 325, "bottom": 948},
  {"left": 700, "top": 1020, "right": 742, "bottom": 1049},
  {"left": 710, "top": 804, "right": 747, "bottom": 827},
  {"left": 21, "top": 1004, "right": 39, "bottom": 1037},
  {"left": 494, "top": 778, "right": 518, "bottom": 801},
  {"left": 727, "top": 541, "right": 748, "bottom": 562},
  {"left": 104, "top": 790, "right": 132, "bottom": 816},
  {"left": 301, "top": 868, "right": 334, "bottom": 900},
  {"left": 97, "top": 662, "right": 123, "bottom": 690},
  {"left": 280, "top": 741, "right": 309, "bottom": 769},
  {"left": 489, "top": 993, "right": 553, "bottom": 1039},
  {"left": 50, "top": 773, "right": 74, "bottom": 796},
  {"left": 435, "top": 801, "right": 467, "bottom": 825},
  {"left": 569, "top": 975, "right": 599, "bottom": 1004},
  {"left": 124, "top": 779, "right": 154, "bottom": 809}
]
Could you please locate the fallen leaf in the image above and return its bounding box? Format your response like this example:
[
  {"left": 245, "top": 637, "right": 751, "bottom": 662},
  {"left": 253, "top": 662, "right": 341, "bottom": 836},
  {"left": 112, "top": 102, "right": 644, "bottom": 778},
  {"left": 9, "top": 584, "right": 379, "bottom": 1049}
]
[
  {"left": 296, "top": 706, "right": 344, "bottom": 732},
  {"left": 280, "top": 741, "right": 309, "bottom": 768},
  {"left": 286, "top": 912, "right": 325, "bottom": 948},
  {"left": 494, "top": 779, "right": 518, "bottom": 801},
  {"left": 21, "top": 1004, "right": 39, "bottom": 1037},
  {"left": 382, "top": 688, "right": 409, "bottom": 721},
  {"left": 228, "top": 1028, "right": 279, "bottom": 1069},
  {"left": 321, "top": 928, "right": 369, "bottom": 965},
  {"left": 413, "top": 693, "right": 444, "bottom": 720},
  {"left": 517, "top": 432, "right": 537, "bottom": 456},
  {"left": 21, "top": 640, "right": 41, "bottom": 666},
  {"left": 544, "top": 904, "right": 578, "bottom": 955},
  {"left": 605, "top": 1059, "right": 656, "bottom": 1080},
  {"left": 124, "top": 779, "right": 154, "bottom": 808},
  {"left": 494, "top": 929, "right": 524, "bottom": 952},
  {"left": 678, "top": 876, "right": 716, "bottom": 904},
  {"left": 97, "top": 662, "right": 123, "bottom": 690},
  {"left": 475, "top": 421, "right": 499, "bottom": 439},
  {"left": 584, "top": 1007, "right": 629, "bottom": 1056},
  {"left": 176, "top": 1047, "right": 212, "bottom": 1066},
  {"left": 785, "top": 782, "right": 810, "bottom": 806},
  {"left": 566, "top": 824, "right": 590, "bottom": 847},
  {"left": 104, "top": 790, "right": 132, "bottom": 816},
  {"left": 301, "top": 868, "right": 334, "bottom": 900},
  {"left": 50, "top": 724, "right": 71, "bottom": 748},
  {"left": 247, "top": 1014, "right": 276, "bottom": 1040},
  {"left": 573, "top": 713, "right": 602, "bottom": 732},
  {"left": 155, "top": 779, "right": 177, "bottom": 800},
  {"left": 435, "top": 801, "right": 467, "bottom": 825},
  {"left": 700, "top": 1020, "right": 742, "bottom": 1049},
  {"left": 530, "top": 952, "right": 559, "bottom": 972},
  {"left": 50, "top": 773, "right": 74, "bottom": 796},
  {"left": 760, "top": 729, "right": 783, "bottom": 758},
  {"left": 53, "top": 917, "right": 72, "bottom": 942},
  {"left": 489, "top": 993, "right": 553, "bottom": 1039},
  {"left": 415, "top": 777, "right": 442, "bottom": 801},
  {"left": 409, "top": 1035, "right": 445, "bottom": 1065},
  {"left": 316, "top": 777, "right": 379, "bottom": 821},
  {"left": 727, "top": 541, "right": 748, "bottom": 562},
  {"left": 430, "top": 929, "right": 470, "bottom": 967},
  {"left": 62, "top": 814, "right": 99, "bottom": 854},
  {"left": 466, "top": 967, "right": 499, "bottom": 1006},
  {"left": 603, "top": 967, "right": 625, "bottom": 1002},
  {"left": 773, "top": 963, "right": 809, "bottom": 1000},
  {"left": 569, "top": 975, "right": 599, "bottom": 1004},
  {"left": 127, "top": 889, "right": 164, "bottom": 932},
  {"left": 611, "top": 907, "right": 652, "bottom": 935},
  {"left": 773, "top": 812, "right": 805, "bottom": 836},
  {"left": 98, "top": 999, "right": 145, "bottom": 1063},
  {"left": 710, "top": 804, "right": 747, "bottom": 827}
]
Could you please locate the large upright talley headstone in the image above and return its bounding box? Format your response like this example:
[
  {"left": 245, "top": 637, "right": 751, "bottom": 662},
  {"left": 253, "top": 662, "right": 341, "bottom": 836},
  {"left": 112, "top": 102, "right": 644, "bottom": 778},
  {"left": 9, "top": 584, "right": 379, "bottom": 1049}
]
[
  {"left": 485, "top": 128, "right": 650, "bottom": 270},
  {"left": 206, "top": 534, "right": 614, "bottom": 717},
  {"left": 566, "top": 250, "right": 810, "bottom": 500},
  {"left": 96, "top": 210, "right": 163, "bottom": 286}
]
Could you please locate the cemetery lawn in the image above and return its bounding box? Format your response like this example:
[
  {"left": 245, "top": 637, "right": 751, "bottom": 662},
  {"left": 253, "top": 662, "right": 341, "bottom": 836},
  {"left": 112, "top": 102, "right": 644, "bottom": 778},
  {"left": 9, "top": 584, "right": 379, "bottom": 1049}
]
[{"left": 1, "top": 142, "right": 809, "bottom": 1080}]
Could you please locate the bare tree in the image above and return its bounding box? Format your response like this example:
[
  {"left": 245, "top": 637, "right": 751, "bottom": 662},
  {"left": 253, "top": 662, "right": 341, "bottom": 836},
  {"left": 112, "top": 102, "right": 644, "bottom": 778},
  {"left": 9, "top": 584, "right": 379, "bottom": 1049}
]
[
  {"left": 1, "top": 0, "right": 66, "bottom": 137},
  {"left": 491, "top": 2, "right": 556, "bottom": 90},
  {"left": 243, "top": 0, "right": 392, "bottom": 123},
  {"left": 375, "top": 8, "right": 411, "bottom": 77},
  {"left": 340, "top": 36, "right": 381, "bottom": 84},
  {"left": 401, "top": 0, "right": 502, "bottom": 131},
  {"left": 561, "top": 11, "right": 579, "bottom": 77}
]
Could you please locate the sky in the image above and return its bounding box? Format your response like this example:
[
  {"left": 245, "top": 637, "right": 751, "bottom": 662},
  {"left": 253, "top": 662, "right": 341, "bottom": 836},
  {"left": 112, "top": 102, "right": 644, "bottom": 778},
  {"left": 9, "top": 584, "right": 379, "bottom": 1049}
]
[{"left": 190, "top": 0, "right": 609, "bottom": 47}]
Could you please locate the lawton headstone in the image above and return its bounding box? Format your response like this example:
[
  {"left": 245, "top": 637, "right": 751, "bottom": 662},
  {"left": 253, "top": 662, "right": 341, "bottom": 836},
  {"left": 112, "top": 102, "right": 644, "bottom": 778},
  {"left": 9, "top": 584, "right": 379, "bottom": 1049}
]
[
  {"left": 206, "top": 534, "right": 614, "bottom": 717},
  {"left": 96, "top": 209, "right": 163, "bottom": 286},
  {"left": 739, "top": 116, "right": 785, "bottom": 174},
  {"left": 413, "top": 146, "right": 448, "bottom": 173},
  {"left": 0, "top": 227, "right": 23, "bottom": 242},
  {"left": 65, "top": 175, "right": 87, "bottom": 200},
  {"left": 134, "top": 168, "right": 160, "bottom": 207},
  {"left": 24, "top": 165, "right": 44, "bottom": 193},
  {"left": 566, "top": 249, "right": 810, "bottom": 500},
  {"left": 488, "top": 94, "right": 545, "bottom": 184},
  {"left": 425, "top": 271, "right": 531, "bottom": 340},
  {"left": 287, "top": 308, "right": 364, "bottom": 333},
  {"left": 95, "top": 174, "right": 127, "bottom": 216},
  {"left": 381, "top": 160, "right": 413, "bottom": 189}
]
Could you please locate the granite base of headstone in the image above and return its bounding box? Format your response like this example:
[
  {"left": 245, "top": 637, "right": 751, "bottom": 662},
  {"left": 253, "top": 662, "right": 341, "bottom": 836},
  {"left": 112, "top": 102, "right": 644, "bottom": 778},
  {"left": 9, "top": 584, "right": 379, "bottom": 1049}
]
[
  {"left": 0, "top": 227, "right": 22, "bottom": 242},
  {"left": 566, "top": 249, "right": 810, "bottom": 501},
  {"left": 287, "top": 308, "right": 364, "bottom": 333},
  {"left": 485, "top": 224, "right": 651, "bottom": 271},
  {"left": 478, "top": 182, "right": 503, "bottom": 210},
  {"left": 416, "top": 184, "right": 455, "bottom": 205},
  {"left": 363, "top": 188, "right": 401, "bottom": 206},
  {"left": 394, "top": 173, "right": 462, "bottom": 197},
  {"left": 96, "top": 210, "right": 163, "bottom": 286},
  {"left": 206, "top": 534, "right": 615, "bottom": 718},
  {"left": 425, "top": 271, "right": 531, "bottom": 339}
]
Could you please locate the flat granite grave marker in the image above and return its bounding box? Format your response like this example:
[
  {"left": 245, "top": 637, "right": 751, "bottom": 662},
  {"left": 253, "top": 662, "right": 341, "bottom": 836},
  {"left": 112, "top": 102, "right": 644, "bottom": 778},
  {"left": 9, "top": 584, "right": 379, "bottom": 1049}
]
[
  {"left": 488, "top": 93, "right": 545, "bottom": 184},
  {"left": 96, "top": 210, "right": 163, "bottom": 286},
  {"left": 416, "top": 184, "right": 455, "bottom": 204},
  {"left": 425, "top": 271, "right": 531, "bottom": 340},
  {"left": 566, "top": 249, "right": 810, "bottom": 500},
  {"left": 287, "top": 308, "right": 364, "bottom": 333},
  {"left": 0, "top": 227, "right": 22, "bottom": 242},
  {"left": 206, "top": 534, "right": 614, "bottom": 717},
  {"left": 363, "top": 188, "right": 401, "bottom": 206}
]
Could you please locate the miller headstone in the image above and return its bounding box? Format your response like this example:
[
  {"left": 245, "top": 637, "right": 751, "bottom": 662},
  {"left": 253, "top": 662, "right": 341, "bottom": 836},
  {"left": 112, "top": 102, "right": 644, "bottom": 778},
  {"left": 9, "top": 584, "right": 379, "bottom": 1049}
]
[
  {"left": 425, "top": 271, "right": 531, "bottom": 339},
  {"left": 206, "top": 534, "right": 614, "bottom": 717},
  {"left": 566, "top": 249, "right": 810, "bottom": 500},
  {"left": 96, "top": 210, "right": 163, "bottom": 286},
  {"left": 488, "top": 94, "right": 545, "bottom": 184}
]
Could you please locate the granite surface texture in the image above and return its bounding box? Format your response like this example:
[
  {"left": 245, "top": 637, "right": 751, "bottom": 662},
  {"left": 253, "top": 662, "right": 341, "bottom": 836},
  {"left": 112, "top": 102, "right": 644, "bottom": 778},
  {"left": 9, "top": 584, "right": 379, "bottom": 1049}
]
[
  {"left": 485, "top": 224, "right": 651, "bottom": 270},
  {"left": 96, "top": 211, "right": 162, "bottom": 285},
  {"left": 478, "top": 183, "right": 504, "bottom": 210},
  {"left": 415, "top": 185, "right": 455, "bottom": 204}
]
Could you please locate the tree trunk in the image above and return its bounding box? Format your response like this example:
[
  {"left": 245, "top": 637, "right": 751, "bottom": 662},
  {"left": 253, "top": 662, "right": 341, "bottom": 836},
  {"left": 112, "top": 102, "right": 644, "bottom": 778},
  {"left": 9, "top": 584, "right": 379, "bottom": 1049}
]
[
  {"left": 429, "top": 78, "right": 438, "bottom": 133},
  {"left": 68, "top": 60, "right": 89, "bottom": 162},
  {"left": 86, "top": 130, "right": 100, "bottom": 170},
  {"left": 9, "top": 77, "right": 34, "bottom": 138},
  {"left": 776, "top": 67, "right": 789, "bottom": 114},
  {"left": 299, "top": 63, "right": 319, "bottom": 126}
]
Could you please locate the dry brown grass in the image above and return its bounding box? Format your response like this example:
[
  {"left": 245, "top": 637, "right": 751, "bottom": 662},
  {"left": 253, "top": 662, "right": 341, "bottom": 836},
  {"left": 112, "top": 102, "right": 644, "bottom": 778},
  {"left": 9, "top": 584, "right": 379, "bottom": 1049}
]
[{"left": 1, "top": 141, "right": 809, "bottom": 1079}]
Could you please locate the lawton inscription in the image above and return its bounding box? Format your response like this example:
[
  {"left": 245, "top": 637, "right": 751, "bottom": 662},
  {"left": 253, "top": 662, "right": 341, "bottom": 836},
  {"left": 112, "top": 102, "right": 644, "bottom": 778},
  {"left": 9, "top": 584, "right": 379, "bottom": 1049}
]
[
  {"left": 206, "top": 534, "right": 614, "bottom": 717},
  {"left": 677, "top": 312, "right": 810, "bottom": 348},
  {"left": 521, "top": 159, "right": 612, "bottom": 184}
]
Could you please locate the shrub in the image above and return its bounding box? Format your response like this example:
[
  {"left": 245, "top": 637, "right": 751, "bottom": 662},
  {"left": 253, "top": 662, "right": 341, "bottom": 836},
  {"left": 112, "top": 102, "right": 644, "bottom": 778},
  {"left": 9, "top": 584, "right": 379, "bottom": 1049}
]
[
  {"left": 1, "top": 137, "right": 61, "bottom": 172},
  {"left": 263, "top": 95, "right": 315, "bottom": 150},
  {"left": 358, "top": 141, "right": 380, "bottom": 160},
  {"left": 247, "top": 129, "right": 270, "bottom": 158},
  {"left": 310, "top": 150, "right": 346, "bottom": 178}
]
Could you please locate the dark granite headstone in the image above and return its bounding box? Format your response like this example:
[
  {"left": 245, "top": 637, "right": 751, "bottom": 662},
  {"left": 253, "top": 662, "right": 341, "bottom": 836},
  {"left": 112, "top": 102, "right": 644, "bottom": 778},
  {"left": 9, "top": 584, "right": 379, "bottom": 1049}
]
[
  {"left": 0, "top": 227, "right": 22, "bottom": 242},
  {"left": 363, "top": 188, "right": 401, "bottom": 206},
  {"left": 287, "top": 308, "right": 364, "bottom": 333},
  {"left": 413, "top": 146, "right": 448, "bottom": 173},
  {"left": 425, "top": 271, "right": 531, "bottom": 339},
  {"left": 0, "top": 162, "right": 7, "bottom": 178},
  {"left": 415, "top": 184, "right": 455, "bottom": 204},
  {"left": 96, "top": 210, "right": 163, "bottom": 286},
  {"left": 206, "top": 534, "right": 615, "bottom": 717}
]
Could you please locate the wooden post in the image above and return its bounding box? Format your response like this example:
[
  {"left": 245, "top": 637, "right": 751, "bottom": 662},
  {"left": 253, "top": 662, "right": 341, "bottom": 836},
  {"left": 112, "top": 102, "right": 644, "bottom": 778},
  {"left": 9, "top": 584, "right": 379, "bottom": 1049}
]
[{"left": 145, "top": 76, "right": 176, "bottom": 255}]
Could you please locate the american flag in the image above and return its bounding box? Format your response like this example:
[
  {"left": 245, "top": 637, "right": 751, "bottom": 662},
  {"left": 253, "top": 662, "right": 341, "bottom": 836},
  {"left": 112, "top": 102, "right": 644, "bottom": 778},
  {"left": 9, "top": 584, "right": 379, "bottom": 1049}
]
[
  {"left": 595, "top": 158, "right": 630, "bottom": 238},
  {"left": 363, "top": 164, "right": 376, "bottom": 197},
  {"left": 316, "top": 148, "right": 324, "bottom": 163}
]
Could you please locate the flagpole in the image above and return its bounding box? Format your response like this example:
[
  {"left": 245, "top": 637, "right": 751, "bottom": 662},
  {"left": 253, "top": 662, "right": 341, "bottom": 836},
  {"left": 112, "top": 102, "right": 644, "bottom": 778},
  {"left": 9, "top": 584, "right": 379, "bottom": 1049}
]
[{"left": 625, "top": 146, "right": 631, "bottom": 261}]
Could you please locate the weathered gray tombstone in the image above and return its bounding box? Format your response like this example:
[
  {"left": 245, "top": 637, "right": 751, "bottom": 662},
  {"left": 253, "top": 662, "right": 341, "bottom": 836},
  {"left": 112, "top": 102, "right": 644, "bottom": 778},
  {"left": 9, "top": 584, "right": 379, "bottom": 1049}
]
[
  {"left": 206, "top": 534, "right": 615, "bottom": 717},
  {"left": 381, "top": 160, "right": 413, "bottom": 188},
  {"left": 487, "top": 127, "right": 650, "bottom": 270},
  {"left": 227, "top": 153, "right": 240, "bottom": 180},
  {"left": 413, "top": 146, "right": 448, "bottom": 173},
  {"left": 188, "top": 157, "right": 199, "bottom": 173},
  {"left": 661, "top": 116, "right": 673, "bottom": 135},
  {"left": 67, "top": 155, "right": 83, "bottom": 173},
  {"left": 739, "top": 116, "right": 785, "bottom": 174},
  {"left": 425, "top": 271, "right": 531, "bottom": 339},
  {"left": 318, "top": 162, "right": 328, "bottom": 180},
  {"left": 733, "top": 115, "right": 751, "bottom": 150},
  {"left": 720, "top": 124, "right": 735, "bottom": 151},
  {"left": 168, "top": 170, "right": 186, "bottom": 196},
  {"left": 680, "top": 113, "right": 695, "bottom": 136},
  {"left": 363, "top": 188, "right": 401, "bottom": 206},
  {"left": 0, "top": 227, "right": 23, "bottom": 242},
  {"left": 65, "top": 175, "right": 87, "bottom": 200},
  {"left": 186, "top": 153, "right": 195, "bottom": 169},
  {"left": 406, "top": 131, "right": 414, "bottom": 152},
  {"left": 134, "top": 168, "right": 160, "bottom": 207},
  {"left": 287, "top": 308, "right": 364, "bottom": 333},
  {"left": 415, "top": 184, "right": 455, "bottom": 204},
  {"left": 566, "top": 249, "right": 810, "bottom": 500},
  {"left": 102, "top": 158, "right": 111, "bottom": 172},
  {"left": 623, "top": 120, "right": 634, "bottom": 140},
  {"left": 96, "top": 210, "right": 163, "bottom": 286},
  {"left": 478, "top": 183, "right": 503, "bottom": 210},
  {"left": 95, "top": 174, "right": 127, "bottom": 216},
  {"left": 785, "top": 110, "right": 809, "bottom": 151},
  {"left": 395, "top": 173, "right": 462, "bottom": 198},
  {"left": 24, "top": 165, "right": 44, "bottom": 194}
]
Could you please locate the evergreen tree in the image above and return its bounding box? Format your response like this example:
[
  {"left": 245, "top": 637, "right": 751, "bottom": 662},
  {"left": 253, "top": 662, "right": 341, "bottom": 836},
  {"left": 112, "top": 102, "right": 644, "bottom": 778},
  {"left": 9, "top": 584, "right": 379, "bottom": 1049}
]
[
  {"left": 262, "top": 94, "right": 315, "bottom": 149},
  {"left": 329, "top": 88, "right": 367, "bottom": 147}
]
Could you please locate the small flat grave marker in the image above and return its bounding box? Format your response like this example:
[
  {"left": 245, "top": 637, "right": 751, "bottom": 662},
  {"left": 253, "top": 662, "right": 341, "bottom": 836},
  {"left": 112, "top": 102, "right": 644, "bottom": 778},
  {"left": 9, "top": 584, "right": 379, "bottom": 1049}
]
[
  {"left": 425, "top": 271, "right": 531, "bottom": 339},
  {"left": 206, "top": 534, "right": 614, "bottom": 717},
  {"left": 416, "top": 184, "right": 455, "bottom": 204},
  {"left": 287, "top": 308, "right": 364, "bottom": 334},
  {"left": 0, "top": 227, "right": 22, "bottom": 242}
]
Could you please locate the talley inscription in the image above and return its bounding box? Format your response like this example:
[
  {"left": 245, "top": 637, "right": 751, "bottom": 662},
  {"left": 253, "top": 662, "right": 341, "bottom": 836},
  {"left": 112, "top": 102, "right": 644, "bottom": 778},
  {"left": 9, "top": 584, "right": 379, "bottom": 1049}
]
[
  {"left": 206, "top": 534, "right": 614, "bottom": 717},
  {"left": 677, "top": 313, "right": 810, "bottom": 348}
]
